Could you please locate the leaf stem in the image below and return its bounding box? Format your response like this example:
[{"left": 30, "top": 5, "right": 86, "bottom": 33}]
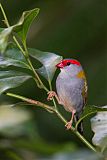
[
  {"left": 55, "top": 110, "right": 97, "bottom": 152},
  {"left": 13, "top": 36, "right": 44, "bottom": 90},
  {"left": 74, "top": 130, "right": 97, "bottom": 152},
  {"left": 0, "top": 3, "right": 48, "bottom": 92},
  {"left": 23, "top": 43, "right": 49, "bottom": 91},
  {"left": 5, "top": 91, "right": 97, "bottom": 153},
  {"left": 13, "top": 36, "right": 26, "bottom": 56},
  {"left": 12, "top": 36, "right": 46, "bottom": 90},
  {"left": 5, "top": 92, "right": 54, "bottom": 112},
  {"left": 0, "top": 3, "right": 10, "bottom": 27},
  {"left": 48, "top": 79, "right": 57, "bottom": 110}
]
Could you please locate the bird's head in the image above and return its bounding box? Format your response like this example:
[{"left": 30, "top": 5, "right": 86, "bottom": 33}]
[
  {"left": 56, "top": 59, "right": 83, "bottom": 77},
  {"left": 56, "top": 59, "right": 81, "bottom": 68}
]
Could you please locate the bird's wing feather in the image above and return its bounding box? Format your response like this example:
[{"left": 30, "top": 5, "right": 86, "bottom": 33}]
[{"left": 82, "top": 79, "right": 88, "bottom": 106}]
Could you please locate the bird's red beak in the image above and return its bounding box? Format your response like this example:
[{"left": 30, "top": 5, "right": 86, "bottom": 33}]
[{"left": 56, "top": 62, "right": 64, "bottom": 68}]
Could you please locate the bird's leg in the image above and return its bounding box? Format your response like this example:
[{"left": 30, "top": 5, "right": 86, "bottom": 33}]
[
  {"left": 47, "top": 91, "right": 62, "bottom": 104},
  {"left": 65, "top": 109, "right": 76, "bottom": 130}
]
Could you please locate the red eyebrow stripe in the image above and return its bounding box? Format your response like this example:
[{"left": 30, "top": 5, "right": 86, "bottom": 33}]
[{"left": 70, "top": 60, "right": 81, "bottom": 66}]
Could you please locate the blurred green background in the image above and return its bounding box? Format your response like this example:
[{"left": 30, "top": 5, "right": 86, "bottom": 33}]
[{"left": 0, "top": 0, "right": 106, "bottom": 159}]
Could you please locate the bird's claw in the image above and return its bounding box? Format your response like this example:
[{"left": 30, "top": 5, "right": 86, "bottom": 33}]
[
  {"left": 47, "top": 91, "right": 56, "bottom": 101},
  {"left": 65, "top": 121, "right": 72, "bottom": 130}
]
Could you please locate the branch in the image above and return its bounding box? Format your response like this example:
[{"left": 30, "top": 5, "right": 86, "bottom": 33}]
[
  {"left": 5, "top": 92, "right": 55, "bottom": 113},
  {"left": 0, "top": 3, "right": 10, "bottom": 27},
  {"left": 5, "top": 92, "right": 97, "bottom": 153}
]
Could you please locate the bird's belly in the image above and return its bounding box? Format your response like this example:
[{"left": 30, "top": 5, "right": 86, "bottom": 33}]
[
  {"left": 57, "top": 88, "right": 75, "bottom": 112},
  {"left": 56, "top": 77, "right": 84, "bottom": 113}
]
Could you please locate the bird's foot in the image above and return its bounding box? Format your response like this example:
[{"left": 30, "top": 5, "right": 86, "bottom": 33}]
[
  {"left": 47, "top": 91, "right": 56, "bottom": 101},
  {"left": 65, "top": 121, "right": 72, "bottom": 130}
]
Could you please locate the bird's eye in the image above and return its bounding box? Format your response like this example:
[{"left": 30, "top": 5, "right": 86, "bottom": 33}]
[{"left": 66, "top": 62, "right": 71, "bottom": 66}]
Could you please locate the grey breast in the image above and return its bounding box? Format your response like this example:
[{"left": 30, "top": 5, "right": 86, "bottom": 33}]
[{"left": 56, "top": 74, "right": 84, "bottom": 113}]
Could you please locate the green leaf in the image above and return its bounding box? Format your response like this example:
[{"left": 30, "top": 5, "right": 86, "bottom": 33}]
[
  {"left": 91, "top": 106, "right": 107, "bottom": 150},
  {"left": 28, "top": 48, "right": 63, "bottom": 81},
  {"left": 0, "top": 28, "right": 4, "bottom": 32},
  {"left": 0, "top": 43, "right": 30, "bottom": 69},
  {"left": 0, "top": 8, "right": 40, "bottom": 53},
  {"left": 45, "top": 150, "right": 101, "bottom": 160},
  {"left": 0, "top": 27, "right": 13, "bottom": 53},
  {"left": 75, "top": 105, "right": 107, "bottom": 130},
  {"left": 15, "top": 8, "right": 40, "bottom": 44},
  {"left": 0, "top": 70, "right": 31, "bottom": 94},
  {"left": 0, "top": 105, "right": 31, "bottom": 136}
]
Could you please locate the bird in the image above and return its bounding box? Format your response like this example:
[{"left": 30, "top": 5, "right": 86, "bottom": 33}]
[{"left": 47, "top": 58, "right": 88, "bottom": 133}]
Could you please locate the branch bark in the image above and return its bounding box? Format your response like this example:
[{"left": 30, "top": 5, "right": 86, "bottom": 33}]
[{"left": 5, "top": 92, "right": 97, "bottom": 153}]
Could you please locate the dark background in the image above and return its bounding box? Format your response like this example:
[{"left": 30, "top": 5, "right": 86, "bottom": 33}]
[{"left": 0, "top": 0, "right": 106, "bottom": 159}]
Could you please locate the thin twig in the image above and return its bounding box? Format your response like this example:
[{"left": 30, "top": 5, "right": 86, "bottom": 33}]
[
  {"left": 0, "top": 3, "right": 48, "bottom": 92},
  {"left": 23, "top": 43, "right": 49, "bottom": 91},
  {"left": 5, "top": 92, "right": 54, "bottom": 112},
  {"left": 5, "top": 92, "right": 97, "bottom": 153},
  {"left": 0, "top": 3, "right": 10, "bottom": 27}
]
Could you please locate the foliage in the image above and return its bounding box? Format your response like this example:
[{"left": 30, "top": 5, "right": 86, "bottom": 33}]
[
  {"left": 0, "top": 2, "right": 106, "bottom": 160},
  {"left": 91, "top": 106, "right": 107, "bottom": 153}
]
